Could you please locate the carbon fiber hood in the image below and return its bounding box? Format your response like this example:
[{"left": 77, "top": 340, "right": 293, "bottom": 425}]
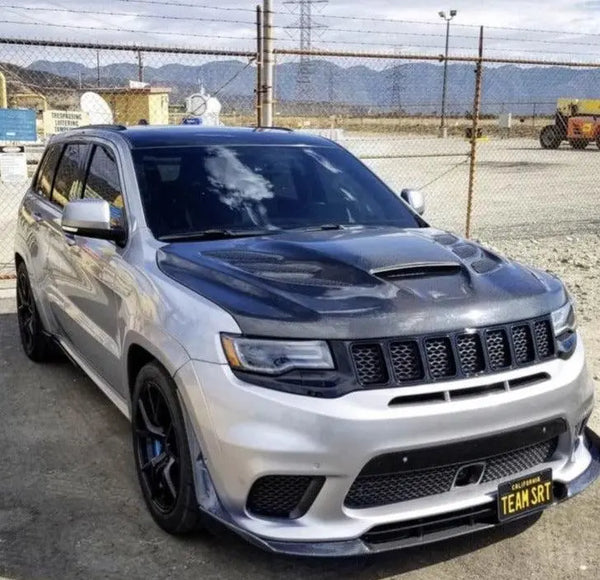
[{"left": 157, "top": 226, "right": 566, "bottom": 339}]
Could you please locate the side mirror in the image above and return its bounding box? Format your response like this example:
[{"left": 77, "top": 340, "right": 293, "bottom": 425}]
[
  {"left": 61, "top": 199, "right": 126, "bottom": 244},
  {"left": 400, "top": 188, "right": 425, "bottom": 216}
]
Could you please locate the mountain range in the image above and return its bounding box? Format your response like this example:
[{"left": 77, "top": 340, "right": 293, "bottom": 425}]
[{"left": 24, "top": 58, "right": 600, "bottom": 115}]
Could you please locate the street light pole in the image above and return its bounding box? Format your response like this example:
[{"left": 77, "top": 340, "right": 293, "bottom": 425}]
[{"left": 439, "top": 9, "right": 457, "bottom": 138}]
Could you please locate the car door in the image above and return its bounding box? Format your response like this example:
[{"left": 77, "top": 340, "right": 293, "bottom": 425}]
[
  {"left": 43, "top": 141, "right": 91, "bottom": 336},
  {"left": 49, "top": 142, "right": 132, "bottom": 396},
  {"left": 18, "top": 143, "right": 63, "bottom": 323}
]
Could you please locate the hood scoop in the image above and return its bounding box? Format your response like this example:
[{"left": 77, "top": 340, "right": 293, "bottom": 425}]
[{"left": 373, "top": 262, "right": 463, "bottom": 281}]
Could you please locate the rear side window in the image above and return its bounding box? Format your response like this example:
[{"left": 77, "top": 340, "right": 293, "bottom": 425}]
[
  {"left": 83, "top": 146, "right": 125, "bottom": 227},
  {"left": 52, "top": 143, "right": 88, "bottom": 208},
  {"left": 35, "top": 145, "right": 62, "bottom": 199}
]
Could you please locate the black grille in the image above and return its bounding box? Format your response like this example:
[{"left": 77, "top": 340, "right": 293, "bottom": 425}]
[
  {"left": 247, "top": 475, "right": 324, "bottom": 518},
  {"left": 425, "top": 337, "right": 456, "bottom": 379},
  {"left": 481, "top": 438, "right": 557, "bottom": 482},
  {"left": 348, "top": 316, "right": 556, "bottom": 388},
  {"left": 390, "top": 341, "right": 423, "bottom": 381},
  {"left": 352, "top": 344, "right": 388, "bottom": 385},
  {"left": 456, "top": 334, "right": 485, "bottom": 375},
  {"left": 512, "top": 325, "right": 535, "bottom": 364},
  {"left": 534, "top": 320, "right": 554, "bottom": 358},
  {"left": 486, "top": 329, "right": 511, "bottom": 370},
  {"left": 345, "top": 439, "right": 558, "bottom": 509}
]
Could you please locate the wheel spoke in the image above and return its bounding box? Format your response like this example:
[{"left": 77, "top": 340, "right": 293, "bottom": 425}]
[
  {"left": 160, "top": 456, "right": 178, "bottom": 500},
  {"left": 147, "top": 387, "right": 159, "bottom": 425},
  {"left": 138, "top": 399, "right": 165, "bottom": 438},
  {"left": 141, "top": 450, "right": 168, "bottom": 472}
]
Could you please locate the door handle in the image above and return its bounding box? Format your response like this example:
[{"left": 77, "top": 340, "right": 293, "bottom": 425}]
[{"left": 31, "top": 211, "right": 43, "bottom": 222}]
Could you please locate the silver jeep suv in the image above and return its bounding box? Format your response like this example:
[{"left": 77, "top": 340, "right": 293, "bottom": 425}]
[{"left": 15, "top": 125, "right": 599, "bottom": 555}]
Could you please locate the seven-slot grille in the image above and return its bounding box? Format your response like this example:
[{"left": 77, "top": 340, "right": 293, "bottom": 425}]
[{"left": 350, "top": 317, "right": 554, "bottom": 387}]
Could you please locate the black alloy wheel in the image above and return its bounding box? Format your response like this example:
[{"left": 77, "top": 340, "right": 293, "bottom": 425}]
[
  {"left": 135, "top": 380, "right": 180, "bottom": 513},
  {"left": 132, "top": 361, "right": 202, "bottom": 534},
  {"left": 16, "top": 262, "right": 54, "bottom": 362}
]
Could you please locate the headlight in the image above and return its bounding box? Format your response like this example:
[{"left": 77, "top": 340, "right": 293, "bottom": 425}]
[
  {"left": 551, "top": 300, "right": 576, "bottom": 337},
  {"left": 221, "top": 335, "right": 334, "bottom": 375}
]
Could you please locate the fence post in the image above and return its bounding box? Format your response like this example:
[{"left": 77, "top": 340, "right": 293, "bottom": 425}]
[
  {"left": 262, "top": 0, "right": 274, "bottom": 126},
  {"left": 465, "top": 26, "right": 484, "bottom": 239},
  {"left": 256, "top": 5, "right": 263, "bottom": 127},
  {"left": 137, "top": 50, "right": 144, "bottom": 82}
]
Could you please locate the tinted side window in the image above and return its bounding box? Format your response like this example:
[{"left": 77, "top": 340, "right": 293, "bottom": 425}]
[
  {"left": 35, "top": 145, "right": 62, "bottom": 199},
  {"left": 52, "top": 143, "right": 88, "bottom": 208},
  {"left": 83, "top": 146, "right": 125, "bottom": 227}
]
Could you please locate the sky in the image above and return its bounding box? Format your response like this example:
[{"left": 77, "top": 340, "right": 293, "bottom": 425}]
[{"left": 2, "top": 0, "right": 600, "bottom": 64}]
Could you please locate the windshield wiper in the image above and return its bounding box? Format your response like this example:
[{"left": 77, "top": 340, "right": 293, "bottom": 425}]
[
  {"left": 284, "top": 223, "right": 348, "bottom": 232},
  {"left": 159, "top": 229, "right": 275, "bottom": 242}
]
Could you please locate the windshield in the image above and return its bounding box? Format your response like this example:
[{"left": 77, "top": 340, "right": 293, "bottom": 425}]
[{"left": 132, "top": 144, "right": 422, "bottom": 240}]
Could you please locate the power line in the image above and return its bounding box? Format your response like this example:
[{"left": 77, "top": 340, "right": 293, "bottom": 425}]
[
  {"left": 112, "top": 0, "right": 256, "bottom": 12},
  {"left": 0, "top": 19, "right": 255, "bottom": 43},
  {"left": 4, "top": 5, "right": 254, "bottom": 26}
]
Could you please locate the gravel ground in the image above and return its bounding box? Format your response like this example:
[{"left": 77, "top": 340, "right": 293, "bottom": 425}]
[{"left": 487, "top": 233, "right": 600, "bottom": 435}]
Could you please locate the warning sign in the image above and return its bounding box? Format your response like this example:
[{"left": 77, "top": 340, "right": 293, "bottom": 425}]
[
  {"left": 0, "top": 145, "right": 27, "bottom": 183},
  {"left": 43, "top": 110, "right": 89, "bottom": 136}
]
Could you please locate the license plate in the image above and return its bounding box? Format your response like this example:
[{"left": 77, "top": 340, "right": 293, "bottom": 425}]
[{"left": 497, "top": 469, "right": 553, "bottom": 521}]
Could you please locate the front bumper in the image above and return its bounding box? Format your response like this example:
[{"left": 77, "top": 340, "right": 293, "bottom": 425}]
[
  {"left": 174, "top": 337, "right": 598, "bottom": 556},
  {"left": 200, "top": 429, "right": 600, "bottom": 556}
]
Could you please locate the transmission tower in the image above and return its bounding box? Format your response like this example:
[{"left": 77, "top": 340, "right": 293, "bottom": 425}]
[
  {"left": 284, "top": 0, "right": 328, "bottom": 102},
  {"left": 384, "top": 48, "right": 405, "bottom": 114}
]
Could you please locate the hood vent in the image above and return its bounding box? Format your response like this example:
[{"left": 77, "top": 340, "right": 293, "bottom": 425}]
[{"left": 373, "top": 263, "right": 462, "bottom": 281}]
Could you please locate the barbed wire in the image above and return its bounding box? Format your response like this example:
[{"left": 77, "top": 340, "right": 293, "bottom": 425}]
[
  {"left": 3, "top": 5, "right": 255, "bottom": 26},
  {"left": 92, "top": 0, "right": 257, "bottom": 13},
  {"left": 0, "top": 20, "right": 255, "bottom": 43}
]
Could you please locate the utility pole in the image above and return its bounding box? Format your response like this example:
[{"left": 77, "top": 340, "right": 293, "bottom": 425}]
[
  {"left": 262, "top": 0, "right": 274, "bottom": 126},
  {"left": 439, "top": 9, "right": 457, "bottom": 138},
  {"left": 96, "top": 50, "right": 101, "bottom": 87},
  {"left": 465, "top": 26, "right": 484, "bottom": 238},
  {"left": 256, "top": 5, "right": 263, "bottom": 126}
]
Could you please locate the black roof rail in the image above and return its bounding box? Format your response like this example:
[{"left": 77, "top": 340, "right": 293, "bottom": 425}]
[
  {"left": 253, "top": 126, "right": 294, "bottom": 132},
  {"left": 76, "top": 124, "right": 128, "bottom": 131}
]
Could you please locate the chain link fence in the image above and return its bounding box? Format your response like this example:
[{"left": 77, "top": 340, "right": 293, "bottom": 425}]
[
  {"left": 0, "top": 39, "right": 257, "bottom": 276},
  {"left": 273, "top": 44, "right": 600, "bottom": 249},
  {"left": 1, "top": 28, "right": 600, "bottom": 277}
]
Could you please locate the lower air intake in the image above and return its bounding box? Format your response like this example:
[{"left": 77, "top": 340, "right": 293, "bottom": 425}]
[{"left": 247, "top": 475, "right": 325, "bottom": 519}]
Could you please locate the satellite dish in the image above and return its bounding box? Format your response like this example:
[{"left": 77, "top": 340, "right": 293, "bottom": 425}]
[
  {"left": 80, "top": 92, "right": 113, "bottom": 125},
  {"left": 186, "top": 93, "right": 208, "bottom": 116}
]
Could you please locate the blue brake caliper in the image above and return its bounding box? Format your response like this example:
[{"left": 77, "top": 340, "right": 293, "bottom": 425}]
[{"left": 152, "top": 439, "right": 162, "bottom": 457}]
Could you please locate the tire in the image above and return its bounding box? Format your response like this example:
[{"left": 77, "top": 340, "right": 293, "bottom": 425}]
[
  {"left": 16, "top": 262, "right": 55, "bottom": 362},
  {"left": 132, "top": 361, "right": 203, "bottom": 534},
  {"left": 569, "top": 139, "right": 590, "bottom": 150},
  {"left": 539, "top": 125, "right": 561, "bottom": 149}
]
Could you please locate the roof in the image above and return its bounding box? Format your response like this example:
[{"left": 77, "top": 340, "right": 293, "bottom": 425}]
[
  {"left": 97, "top": 87, "right": 171, "bottom": 94},
  {"left": 60, "top": 125, "right": 336, "bottom": 148}
]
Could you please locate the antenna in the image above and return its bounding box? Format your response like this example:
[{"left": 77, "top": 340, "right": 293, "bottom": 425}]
[{"left": 284, "top": 0, "right": 328, "bottom": 103}]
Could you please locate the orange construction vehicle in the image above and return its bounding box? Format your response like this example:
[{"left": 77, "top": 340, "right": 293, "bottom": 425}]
[{"left": 539, "top": 98, "right": 600, "bottom": 149}]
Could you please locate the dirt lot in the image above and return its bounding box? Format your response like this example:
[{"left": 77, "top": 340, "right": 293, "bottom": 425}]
[{"left": 0, "top": 230, "right": 599, "bottom": 580}]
